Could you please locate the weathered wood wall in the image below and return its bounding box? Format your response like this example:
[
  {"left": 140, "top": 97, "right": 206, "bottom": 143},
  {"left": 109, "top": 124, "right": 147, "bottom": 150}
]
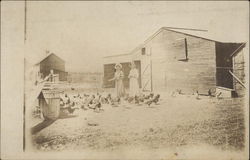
[{"left": 140, "top": 29, "right": 217, "bottom": 94}]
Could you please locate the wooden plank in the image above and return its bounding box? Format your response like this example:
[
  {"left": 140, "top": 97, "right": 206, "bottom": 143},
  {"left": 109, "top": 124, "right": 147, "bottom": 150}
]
[{"left": 229, "top": 70, "right": 246, "bottom": 88}]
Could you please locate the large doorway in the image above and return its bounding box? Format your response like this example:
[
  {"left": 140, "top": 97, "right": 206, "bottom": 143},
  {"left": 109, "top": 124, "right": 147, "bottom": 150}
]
[
  {"left": 215, "top": 43, "right": 242, "bottom": 89},
  {"left": 103, "top": 61, "right": 141, "bottom": 88}
]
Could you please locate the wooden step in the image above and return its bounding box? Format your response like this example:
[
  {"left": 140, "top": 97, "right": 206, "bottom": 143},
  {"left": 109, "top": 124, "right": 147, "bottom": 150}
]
[{"left": 216, "top": 86, "right": 235, "bottom": 98}]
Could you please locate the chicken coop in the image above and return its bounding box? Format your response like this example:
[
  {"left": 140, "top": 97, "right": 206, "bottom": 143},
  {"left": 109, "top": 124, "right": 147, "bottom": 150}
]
[{"left": 38, "top": 90, "right": 62, "bottom": 120}]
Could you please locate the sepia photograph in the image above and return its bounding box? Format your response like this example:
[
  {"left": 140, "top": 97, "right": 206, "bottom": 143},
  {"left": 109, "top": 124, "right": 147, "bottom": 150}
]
[{"left": 1, "top": 1, "right": 249, "bottom": 159}]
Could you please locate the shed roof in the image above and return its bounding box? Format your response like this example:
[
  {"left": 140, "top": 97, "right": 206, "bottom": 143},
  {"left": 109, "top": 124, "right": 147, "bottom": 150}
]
[{"left": 35, "top": 53, "right": 65, "bottom": 65}]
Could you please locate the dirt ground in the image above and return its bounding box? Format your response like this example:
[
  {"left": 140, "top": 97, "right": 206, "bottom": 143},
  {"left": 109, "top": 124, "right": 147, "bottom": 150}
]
[{"left": 30, "top": 90, "right": 246, "bottom": 158}]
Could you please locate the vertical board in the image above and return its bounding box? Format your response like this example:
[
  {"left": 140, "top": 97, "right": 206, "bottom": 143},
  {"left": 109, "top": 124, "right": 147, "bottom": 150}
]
[{"left": 134, "top": 60, "right": 142, "bottom": 88}]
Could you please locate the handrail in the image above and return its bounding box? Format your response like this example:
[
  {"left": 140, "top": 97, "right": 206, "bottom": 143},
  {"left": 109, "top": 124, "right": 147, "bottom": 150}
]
[{"left": 228, "top": 70, "right": 246, "bottom": 88}]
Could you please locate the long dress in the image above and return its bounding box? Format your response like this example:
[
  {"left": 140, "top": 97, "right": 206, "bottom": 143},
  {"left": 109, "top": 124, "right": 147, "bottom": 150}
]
[
  {"left": 129, "top": 68, "right": 139, "bottom": 96},
  {"left": 114, "top": 71, "right": 125, "bottom": 98}
]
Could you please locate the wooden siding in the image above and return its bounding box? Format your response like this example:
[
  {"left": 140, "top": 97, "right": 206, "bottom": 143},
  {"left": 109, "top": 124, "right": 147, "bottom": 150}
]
[{"left": 142, "top": 30, "right": 217, "bottom": 94}]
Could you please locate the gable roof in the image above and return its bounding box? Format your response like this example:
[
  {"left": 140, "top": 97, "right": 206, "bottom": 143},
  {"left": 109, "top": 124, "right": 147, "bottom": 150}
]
[
  {"left": 129, "top": 27, "right": 247, "bottom": 55},
  {"left": 162, "top": 27, "right": 246, "bottom": 43},
  {"left": 35, "top": 53, "right": 65, "bottom": 65}
]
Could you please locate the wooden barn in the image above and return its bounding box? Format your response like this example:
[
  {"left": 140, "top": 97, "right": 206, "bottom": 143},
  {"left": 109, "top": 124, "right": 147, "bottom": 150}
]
[
  {"left": 35, "top": 53, "right": 68, "bottom": 81},
  {"left": 103, "top": 27, "right": 247, "bottom": 97}
]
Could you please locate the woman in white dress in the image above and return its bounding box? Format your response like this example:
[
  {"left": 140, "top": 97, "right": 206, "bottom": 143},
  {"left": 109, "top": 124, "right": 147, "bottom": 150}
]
[
  {"left": 109, "top": 63, "right": 125, "bottom": 98},
  {"left": 128, "top": 61, "right": 139, "bottom": 97}
]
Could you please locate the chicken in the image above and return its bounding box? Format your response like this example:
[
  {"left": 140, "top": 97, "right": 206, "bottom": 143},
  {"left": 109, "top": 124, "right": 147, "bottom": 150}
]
[
  {"left": 134, "top": 95, "right": 140, "bottom": 104},
  {"left": 144, "top": 93, "right": 154, "bottom": 100},
  {"left": 127, "top": 96, "right": 134, "bottom": 103},
  {"left": 100, "top": 96, "right": 107, "bottom": 104},
  {"left": 139, "top": 94, "right": 145, "bottom": 103},
  {"left": 145, "top": 94, "right": 160, "bottom": 106},
  {"left": 208, "top": 89, "right": 212, "bottom": 96},
  {"left": 110, "top": 97, "right": 121, "bottom": 106},
  {"left": 93, "top": 102, "right": 102, "bottom": 112},
  {"left": 194, "top": 91, "right": 200, "bottom": 100},
  {"left": 85, "top": 95, "right": 95, "bottom": 108}
]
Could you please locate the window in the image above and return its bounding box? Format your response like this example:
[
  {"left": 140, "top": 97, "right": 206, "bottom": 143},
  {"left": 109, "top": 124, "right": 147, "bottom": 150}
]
[{"left": 141, "top": 47, "right": 146, "bottom": 55}]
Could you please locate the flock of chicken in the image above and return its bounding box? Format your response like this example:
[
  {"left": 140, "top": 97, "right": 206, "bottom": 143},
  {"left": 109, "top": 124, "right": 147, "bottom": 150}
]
[{"left": 59, "top": 92, "right": 161, "bottom": 114}]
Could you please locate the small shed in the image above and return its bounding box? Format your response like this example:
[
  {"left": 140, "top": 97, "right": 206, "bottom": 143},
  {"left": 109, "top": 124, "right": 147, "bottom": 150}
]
[
  {"left": 38, "top": 90, "right": 62, "bottom": 120},
  {"left": 35, "top": 53, "right": 68, "bottom": 81},
  {"left": 103, "top": 27, "right": 247, "bottom": 96}
]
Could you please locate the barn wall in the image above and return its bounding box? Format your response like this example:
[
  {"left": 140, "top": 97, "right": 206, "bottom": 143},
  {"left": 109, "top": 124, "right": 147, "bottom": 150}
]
[
  {"left": 233, "top": 48, "right": 246, "bottom": 97},
  {"left": 137, "top": 30, "right": 217, "bottom": 94}
]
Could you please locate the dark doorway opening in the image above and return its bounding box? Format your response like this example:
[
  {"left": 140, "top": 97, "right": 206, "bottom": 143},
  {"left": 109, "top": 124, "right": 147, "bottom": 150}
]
[
  {"left": 103, "top": 61, "right": 141, "bottom": 88},
  {"left": 215, "top": 42, "right": 242, "bottom": 89}
]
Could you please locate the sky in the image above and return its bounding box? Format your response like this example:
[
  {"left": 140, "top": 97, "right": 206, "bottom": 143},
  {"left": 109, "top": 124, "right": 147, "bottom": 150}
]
[{"left": 2, "top": 1, "right": 249, "bottom": 72}]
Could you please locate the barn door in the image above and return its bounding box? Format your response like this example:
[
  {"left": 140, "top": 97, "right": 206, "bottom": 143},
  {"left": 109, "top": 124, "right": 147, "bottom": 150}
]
[
  {"left": 103, "top": 62, "right": 142, "bottom": 89},
  {"left": 103, "top": 64, "right": 115, "bottom": 88},
  {"left": 141, "top": 60, "right": 152, "bottom": 92}
]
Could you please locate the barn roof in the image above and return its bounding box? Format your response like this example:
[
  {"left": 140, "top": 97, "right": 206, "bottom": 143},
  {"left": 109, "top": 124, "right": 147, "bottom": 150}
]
[
  {"left": 104, "top": 27, "right": 247, "bottom": 58},
  {"left": 163, "top": 27, "right": 246, "bottom": 43},
  {"left": 103, "top": 53, "right": 131, "bottom": 58},
  {"left": 130, "top": 27, "right": 246, "bottom": 54},
  {"left": 35, "top": 53, "right": 65, "bottom": 65}
]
